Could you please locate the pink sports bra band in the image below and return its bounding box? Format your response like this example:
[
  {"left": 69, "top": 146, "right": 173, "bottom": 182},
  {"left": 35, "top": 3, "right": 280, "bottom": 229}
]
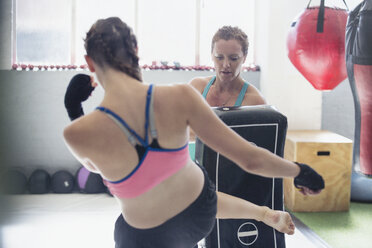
[
  {"left": 95, "top": 84, "right": 190, "bottom": 198},
  {"left": 107, "top": 143, "right": 189, "bottom": 184}
]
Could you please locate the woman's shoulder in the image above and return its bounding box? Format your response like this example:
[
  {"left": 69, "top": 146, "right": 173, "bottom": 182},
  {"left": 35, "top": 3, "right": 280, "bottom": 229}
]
[
  {"left": 188, "top": 76, "right": 214, "bottom": 93},
  {"left": 154, "top": 83, "right": 197, "bottom": 102},
  {"left": 153, "top": 83, "right": 205, "bottom": 114},
  {"left": 63, "top": 113, "right": 103, "bottom": 147},
  {"left": 243, "top": 83, "right": 267, "bottom": 105}
]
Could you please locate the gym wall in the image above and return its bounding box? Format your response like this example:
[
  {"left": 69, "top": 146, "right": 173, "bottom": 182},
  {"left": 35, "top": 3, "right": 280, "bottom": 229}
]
[
  {"left": 0, "top": 70, "right": 260, "bottom": 176},
  {"left": 322, "top": 79, "right": 355, "bottom": 140},
  {"left": 0, "top": 0, "right": 357, "bottom": 176},
  {"left": 0, "top": 69, "right": 355, "bottom": 176}
]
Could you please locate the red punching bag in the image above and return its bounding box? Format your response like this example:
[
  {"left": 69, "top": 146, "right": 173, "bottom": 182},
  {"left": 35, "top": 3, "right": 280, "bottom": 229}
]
[{"left": 287, "top": 0, "right": 348, "bottom": 90}]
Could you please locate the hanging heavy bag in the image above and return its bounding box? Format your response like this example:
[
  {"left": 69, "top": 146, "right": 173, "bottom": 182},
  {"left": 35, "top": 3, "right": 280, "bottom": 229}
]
[
  {"left": 287, "top": 0, "right": 348, "bottom": 90},
  {"left": 345, "top": 0, "right": 372, "bottom": 202},
  {"left": 346, "top": 0, "right": 372, "bottom": 176}
]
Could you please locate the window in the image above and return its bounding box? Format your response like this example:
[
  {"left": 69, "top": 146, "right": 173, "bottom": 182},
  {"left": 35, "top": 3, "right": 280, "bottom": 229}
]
[
  {"left": 137, "top": 0, "right": 196, "bottom": 66},
  {"left": 74, "top": 0, "right": 136, "bottom": 66},
  {"left": 13, "top": 0, "right": 255, "bottom": 68},
  {"left": 16, "top": 0, "right": 72, "bottom": 65},
  {"left": 199, "top": 0, "right": 255, "bottom": 66}
]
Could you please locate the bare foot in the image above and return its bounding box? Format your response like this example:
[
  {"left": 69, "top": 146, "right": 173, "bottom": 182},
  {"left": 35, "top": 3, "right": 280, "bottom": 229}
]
[{"left": 262, "top": 208, "right": 295, "bottom": 235}]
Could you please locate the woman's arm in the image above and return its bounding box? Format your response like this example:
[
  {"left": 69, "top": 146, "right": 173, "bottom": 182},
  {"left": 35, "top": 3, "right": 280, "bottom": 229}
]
[
  {"left": 182, "top": 84, "right": 324, "bottom": 192},
  {"left": 63, "top": 121, "right": 100, "bottom": 174},
  {"left": 64, "top": 74, "right": 96, "bottom": 121},
  {"left": 63, "top": 74, "right": 99, "bottom": 173},
  {"left": 188, "top": 77, "right": 209, "bottom": 94},
  {"left": 183, "top": 84, "right": 300, "bottom": 178},
  {"left": 242, "top": 84, "right": 267, "bottom": 106},
  {"left": 188, "top": 77, "right": 209, "bottom": 141}
]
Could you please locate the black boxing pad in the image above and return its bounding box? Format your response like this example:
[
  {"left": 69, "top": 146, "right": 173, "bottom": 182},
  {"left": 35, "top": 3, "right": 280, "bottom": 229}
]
[
  {"left": 0, "top": 169, "right": 27, "bottom": 194},
  {"left": 195, "top": 105, "right": 287, "bottom": 248},
  {"left": 76, "top": 166, "right": 106, "bottom": 193},
  {"left": 51, "top": 170, "right": 74, "bottom": 193},
  {"left": 28, "top": 169, "right": 51, "bottom": 194}
]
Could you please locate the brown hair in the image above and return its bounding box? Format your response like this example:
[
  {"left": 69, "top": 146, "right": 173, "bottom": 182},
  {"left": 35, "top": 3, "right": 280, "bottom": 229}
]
[
  {"left": 84, "top": 17, "right": 142, "bottom": 82},
  {"left": 211, "top": 26, "right": 249, "bottom": 56}
]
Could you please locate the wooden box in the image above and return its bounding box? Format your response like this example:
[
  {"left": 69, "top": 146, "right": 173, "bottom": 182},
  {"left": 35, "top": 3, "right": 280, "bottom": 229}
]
[{"left": 284, "top": 130, "right": 353, "bottom": 212}]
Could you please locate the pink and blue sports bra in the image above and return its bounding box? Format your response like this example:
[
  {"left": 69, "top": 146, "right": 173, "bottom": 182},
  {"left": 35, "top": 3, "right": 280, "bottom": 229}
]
[{"left": 96, "top": 84, "right": 189, "bottom": 199}]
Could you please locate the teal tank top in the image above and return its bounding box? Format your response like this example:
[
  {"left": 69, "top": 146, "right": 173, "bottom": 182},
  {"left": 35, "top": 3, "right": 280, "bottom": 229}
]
[{"left": 202, "top": 76, "right": 249, "bottom": 107}]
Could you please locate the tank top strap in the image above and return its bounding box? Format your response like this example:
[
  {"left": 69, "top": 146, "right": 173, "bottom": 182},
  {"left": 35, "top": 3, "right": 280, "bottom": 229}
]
[
  {"left": 234, "top": 82, "right": 250, "bottom": 107},
  {"left": 202, "top": 76, "right": 216, "bottom": 99}
]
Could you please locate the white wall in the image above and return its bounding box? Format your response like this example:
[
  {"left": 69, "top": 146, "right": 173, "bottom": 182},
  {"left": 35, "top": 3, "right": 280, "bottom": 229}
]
[
  {"left": 0, "top": 70, "right": 260, "bottom": 175},
  {"left": 255, "top": 0, "right": 322, "bottom": 130}
]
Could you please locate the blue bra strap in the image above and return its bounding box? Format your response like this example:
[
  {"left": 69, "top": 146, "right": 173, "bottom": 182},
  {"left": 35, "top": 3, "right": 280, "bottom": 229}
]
[
  {"left": 96, "top": 106, "right": 147, "bottom": 147},
  {"left": 104, "top": 113, "right": 138, "bottom": 146}
]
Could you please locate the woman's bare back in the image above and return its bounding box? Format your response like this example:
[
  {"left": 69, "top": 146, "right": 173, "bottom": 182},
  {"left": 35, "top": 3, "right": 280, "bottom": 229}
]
[{"left": 64, "top": 83, "right": 205, "bottom": 229}]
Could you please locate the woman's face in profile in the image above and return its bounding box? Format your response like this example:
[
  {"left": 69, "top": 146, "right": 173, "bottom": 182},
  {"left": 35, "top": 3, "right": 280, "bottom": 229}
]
[{"left": 212, "top": 39, "right": 246, "bottom": 82}]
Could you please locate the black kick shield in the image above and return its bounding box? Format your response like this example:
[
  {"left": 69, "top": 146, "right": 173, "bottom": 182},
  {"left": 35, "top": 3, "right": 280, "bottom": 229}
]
[{"left": 195, "top": 105, "right": 287, "bottom": 248}]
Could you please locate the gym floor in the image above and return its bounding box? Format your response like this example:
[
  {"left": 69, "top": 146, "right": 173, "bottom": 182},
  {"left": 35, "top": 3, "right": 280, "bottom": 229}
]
[{"left": 0, "top": 194, "right": 326, "bottom": 248}]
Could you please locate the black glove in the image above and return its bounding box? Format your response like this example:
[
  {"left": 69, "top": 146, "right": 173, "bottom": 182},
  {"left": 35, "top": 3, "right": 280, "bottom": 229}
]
[
  {"left": 64, "top": 74, "right": 95, "bottom": 121},
  {"left": 294, "top": 162, "right": 325, "bottom": 192}
]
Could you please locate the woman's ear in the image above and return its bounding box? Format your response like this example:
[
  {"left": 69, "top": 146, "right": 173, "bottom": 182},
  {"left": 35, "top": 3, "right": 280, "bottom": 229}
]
[{"left": 84, "top": 55, "right": 96, "bottom": 72}]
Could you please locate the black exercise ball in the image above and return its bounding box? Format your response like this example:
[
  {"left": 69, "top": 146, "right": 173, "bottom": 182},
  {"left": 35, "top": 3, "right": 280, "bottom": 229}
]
[
  {"left": 28, "top": 169, "right": 51, "bottom": 194},
  {"left": 51, "top": 170, "right": 74, "bottom": 193},
  {"left": 0, "top": 169, "right": 27, "bottom": 194}
]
